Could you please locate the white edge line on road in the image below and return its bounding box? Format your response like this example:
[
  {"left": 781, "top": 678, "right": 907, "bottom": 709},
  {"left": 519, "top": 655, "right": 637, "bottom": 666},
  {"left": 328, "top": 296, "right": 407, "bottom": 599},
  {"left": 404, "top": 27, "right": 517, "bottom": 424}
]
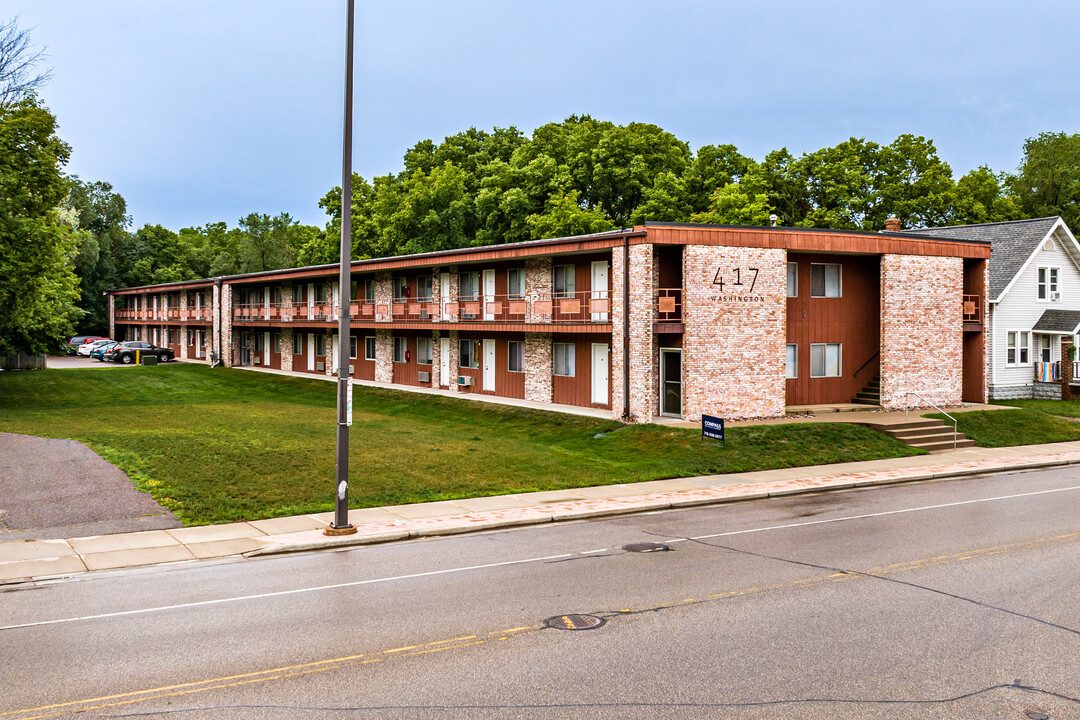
[{"left": 5, "top": 482, "right": 1080, "bottom": 632}]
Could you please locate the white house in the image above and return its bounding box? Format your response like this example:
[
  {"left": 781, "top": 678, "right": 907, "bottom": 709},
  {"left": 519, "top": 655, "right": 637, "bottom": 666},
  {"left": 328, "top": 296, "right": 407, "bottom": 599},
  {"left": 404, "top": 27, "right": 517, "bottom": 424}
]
[{"left": 908, "top": 217, "right": 1080, "bottom": 399}]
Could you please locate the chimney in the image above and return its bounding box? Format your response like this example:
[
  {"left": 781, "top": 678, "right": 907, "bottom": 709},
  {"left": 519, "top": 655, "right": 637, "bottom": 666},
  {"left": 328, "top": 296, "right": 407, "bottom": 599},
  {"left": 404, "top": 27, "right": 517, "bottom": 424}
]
[{"left": 885, "top": 214, "right": 901, "bottom": 232}]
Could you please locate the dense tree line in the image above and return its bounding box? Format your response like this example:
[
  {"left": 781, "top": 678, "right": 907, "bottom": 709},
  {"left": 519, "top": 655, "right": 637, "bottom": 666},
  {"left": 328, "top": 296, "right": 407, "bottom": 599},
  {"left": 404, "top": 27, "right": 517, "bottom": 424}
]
[{"left": 4, "top": 19, "right": 1080, "bottom": 353}]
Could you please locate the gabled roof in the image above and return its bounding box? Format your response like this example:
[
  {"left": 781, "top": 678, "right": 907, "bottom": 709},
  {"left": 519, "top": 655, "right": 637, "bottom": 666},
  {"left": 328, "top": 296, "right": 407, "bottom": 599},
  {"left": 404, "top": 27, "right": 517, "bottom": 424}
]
[
  {"left": 902, "top": 217, "right": 1067, "bottom": 301},
  {"left": 1032, "top": 309, "right": 1080, "bottom": 335}
]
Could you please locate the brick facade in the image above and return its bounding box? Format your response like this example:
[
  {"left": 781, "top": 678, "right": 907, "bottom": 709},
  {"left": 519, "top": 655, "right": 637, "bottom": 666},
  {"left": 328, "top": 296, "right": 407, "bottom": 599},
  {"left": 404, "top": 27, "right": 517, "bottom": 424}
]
[
  {"left": 610, "top": 244, "right": 657, "bottom": 421},
  {"left": 220, "top": 283, "right": 233, "bottom": 368},
  {"left": 879, "top": 254, "right": 964, "bottom": 410},
  {"left": 525, "top": 332, "right": 553, "bottom": 402},
  {"left": 525, "top": 258, "right": 553, "bottom": 323},
  {"left": 375, "top": 272, "right": 393, "bottom": 323},
  {"left": 682, "top": 245, "right": 787, "bottom": 421}
]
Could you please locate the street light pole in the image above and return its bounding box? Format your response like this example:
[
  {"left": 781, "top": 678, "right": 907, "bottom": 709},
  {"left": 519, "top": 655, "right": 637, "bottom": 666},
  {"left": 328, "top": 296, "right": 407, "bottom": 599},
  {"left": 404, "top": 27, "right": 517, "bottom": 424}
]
[{"left": 327, "top": 0, "right": 357, "bottom": 536}]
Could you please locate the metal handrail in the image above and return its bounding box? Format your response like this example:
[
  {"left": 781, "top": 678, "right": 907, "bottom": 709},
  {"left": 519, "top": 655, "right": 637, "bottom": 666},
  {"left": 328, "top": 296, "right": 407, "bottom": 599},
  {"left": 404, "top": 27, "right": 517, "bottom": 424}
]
[{"left": 905, "top": 392, "right": 958, "bottom": 449}]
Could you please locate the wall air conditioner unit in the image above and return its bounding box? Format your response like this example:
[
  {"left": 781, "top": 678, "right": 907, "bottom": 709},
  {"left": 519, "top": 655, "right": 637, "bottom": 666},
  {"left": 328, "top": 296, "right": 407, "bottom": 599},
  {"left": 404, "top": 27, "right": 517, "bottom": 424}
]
[
  {"left": 418, "top": 371, "right": 431, "bottom": 383},
  {"left": 316, "top": 361, "right": 325, "bottom": 371},
  {"left": 457, "top": 375, "right": 475, "bottom": 387},
  {"left": 1050, "top": 291, "right": 1061, "bottom": 301}
]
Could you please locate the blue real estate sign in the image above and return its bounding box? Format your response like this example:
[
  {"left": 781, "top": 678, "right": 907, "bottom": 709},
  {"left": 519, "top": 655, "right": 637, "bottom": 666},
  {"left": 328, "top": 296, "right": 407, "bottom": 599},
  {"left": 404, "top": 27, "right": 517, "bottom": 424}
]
[{"left": 702, "top": 414, "right": 725, "bottom": 447}]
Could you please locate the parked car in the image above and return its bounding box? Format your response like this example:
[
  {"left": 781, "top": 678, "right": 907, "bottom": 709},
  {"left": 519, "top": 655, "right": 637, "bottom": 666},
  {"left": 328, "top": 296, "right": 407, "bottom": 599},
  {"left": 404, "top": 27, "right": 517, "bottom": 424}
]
[
  {"left": 108, "top": 341, "right": 174, "bottom": 364},
  {"left": 90, "top": 341, "right": 119, "bottom": 361},
  {"left": 78, "top": 339, "right": 115, "bottom": 357},
  {"left": 67, "top": 336, "right": 107, "bottom": 355}
]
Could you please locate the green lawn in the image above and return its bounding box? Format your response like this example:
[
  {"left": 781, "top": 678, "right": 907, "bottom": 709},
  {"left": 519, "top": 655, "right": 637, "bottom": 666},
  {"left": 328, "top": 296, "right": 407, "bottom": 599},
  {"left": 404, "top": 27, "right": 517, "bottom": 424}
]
[
  {"left": 935, "top": 399, "right": 1080, "bottom": 448},
  {"left": 0, "top": 364, "right": 924, "bottom": 526}
]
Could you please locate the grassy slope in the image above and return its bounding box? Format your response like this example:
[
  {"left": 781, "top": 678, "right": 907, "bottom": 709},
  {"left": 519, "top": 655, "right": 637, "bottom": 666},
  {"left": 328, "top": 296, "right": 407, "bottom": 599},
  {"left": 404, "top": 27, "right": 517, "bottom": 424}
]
[
  {"left": 0, "top": 364, "right": 922, "bottom": 525},
  {"left": 937, "top": 399, "right": 1080, "bottom": 448}
]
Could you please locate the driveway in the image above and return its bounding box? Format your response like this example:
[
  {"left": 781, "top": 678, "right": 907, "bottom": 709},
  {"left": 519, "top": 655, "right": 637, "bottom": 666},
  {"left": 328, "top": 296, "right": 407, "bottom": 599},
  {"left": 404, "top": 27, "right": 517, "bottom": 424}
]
[{"left": 0, "top": 432, "right": 181, "bottom": 542}]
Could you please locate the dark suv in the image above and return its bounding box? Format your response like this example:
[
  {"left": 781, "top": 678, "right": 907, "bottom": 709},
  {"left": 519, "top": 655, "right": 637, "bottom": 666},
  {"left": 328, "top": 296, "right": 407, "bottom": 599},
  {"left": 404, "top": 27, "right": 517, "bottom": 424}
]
[{"left": 108, "top": 341, "right": 175, "bottom": 364}]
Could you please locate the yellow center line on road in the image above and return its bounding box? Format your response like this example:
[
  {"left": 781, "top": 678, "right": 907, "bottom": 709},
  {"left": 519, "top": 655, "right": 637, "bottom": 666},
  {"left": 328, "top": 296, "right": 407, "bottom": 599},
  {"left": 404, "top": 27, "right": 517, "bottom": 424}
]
[{"left": 7, "top": 530, "right": 1080, "bottom": 719}]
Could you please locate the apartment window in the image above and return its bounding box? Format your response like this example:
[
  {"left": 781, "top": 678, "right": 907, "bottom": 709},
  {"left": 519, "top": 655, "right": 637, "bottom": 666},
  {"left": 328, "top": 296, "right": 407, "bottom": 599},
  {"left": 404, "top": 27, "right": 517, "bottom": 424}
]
[
  {"left": 459, "top": 271, "right": 479, "bottom": 300},
  {"left": 553, "top": 342, "right": 575, "bottom": 377},
  {"left": 393, "top": 276, "right": 408, "bottom": 302},
  {"left": 786, "top": 262, "right": 798, "bottom": 298},
  {"left": 508, "top": 340, "right": 524, "bottom": 372},
  {"left": 786, "top": 344, "right": 797, "bottom": 379},
  {"left": 167, "top": 329, "right": 176, "bottom": 345},
  {"left": 365, "top": 336, "right": 376, "bottom": 361},
  {"left": 363, "top": 279, "right": 375, "bottom": 302},
  {"left": 416, "top": 274, "right": 433, "bottom": 302},
  {"left": 273, "top": 333, "right": 282, "bottom": 354},
  {"left": 810, "top": 263, "right": 841, "bottom": 298},
  {"left": 271, "top": 287, "right": 282, "bottom": 305},
  {"left": 554, "top": 265, "right": 576, "bottom": 298},
  {"left": 508, "top": 268, "right": 525, "bottom": 299},
  {"left": 1038, "top": 267, "right": 1060, "bottom": 300},
  {"left": 393, "top": 336, "right": 407, "bottom": 363},
  {"left": 417, "top": 337, "right": 433, "bottom": 365},
  {"left": 293, "top": 285, "right": 303, "bottom": 304},
  {"left": 460, "top": 339, "right": 479, "bottom": 369},
  {"left": 1039, "top": 335, "right": 1052, "bottom": 362},
  {"left": 315, "top": 334, "right": 327, "bottom": 357},
  {"left": 1007, "top": 331, "right": 1030, "bottom": 366},
  {"left": 294, "top": 333, "right": 303, "bottom": 355},
  {"left": 187, "top": 329, "right": 194, "bottom": 346},
  {"left": 254, "top": 333, "right": 264, "bottom": 352},
  {"left": 810, "top": 343, "right": 841, "bottom": 378},
  {"left": 349, "top": 336, "right": 357, "bottom": 360},
  {"left": 315, "top": 283, "right": 327, "bottom": 303}
]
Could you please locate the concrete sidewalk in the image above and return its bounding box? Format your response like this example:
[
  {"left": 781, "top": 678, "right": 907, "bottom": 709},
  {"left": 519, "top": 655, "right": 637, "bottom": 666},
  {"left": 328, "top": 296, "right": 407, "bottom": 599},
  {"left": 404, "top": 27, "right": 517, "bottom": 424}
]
[{"left": 3, "top": 440, "right": 1080, "bottom": 583}]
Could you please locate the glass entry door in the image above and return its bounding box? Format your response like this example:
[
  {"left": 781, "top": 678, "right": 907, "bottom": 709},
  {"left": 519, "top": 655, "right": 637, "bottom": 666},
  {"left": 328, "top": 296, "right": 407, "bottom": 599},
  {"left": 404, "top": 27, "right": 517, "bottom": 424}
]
[{"left": 660, "top": 349, "right": 682, "bottom": 417}]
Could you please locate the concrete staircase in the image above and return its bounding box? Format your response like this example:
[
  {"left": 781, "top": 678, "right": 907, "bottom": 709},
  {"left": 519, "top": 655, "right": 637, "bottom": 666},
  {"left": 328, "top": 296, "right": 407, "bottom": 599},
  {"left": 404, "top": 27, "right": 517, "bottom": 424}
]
[
  {"left": 851, "top": 376, "right": 881, "bottom": 406},
  {"left": 870, "top": 418, "right": 976, "bottom": 453}
]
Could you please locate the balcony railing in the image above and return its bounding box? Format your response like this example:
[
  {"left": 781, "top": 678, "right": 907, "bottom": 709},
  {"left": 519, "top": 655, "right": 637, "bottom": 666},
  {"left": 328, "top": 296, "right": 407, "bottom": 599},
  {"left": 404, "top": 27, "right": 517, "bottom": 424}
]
[
  {"left": 963, "top": 294, "right": 981, "bottom": 323},
  {"left": 655, "top": 288, "right": 683, "bottom": 322},
  {"left": 228, "top": 291, "right": 612, "bottom": 325}
]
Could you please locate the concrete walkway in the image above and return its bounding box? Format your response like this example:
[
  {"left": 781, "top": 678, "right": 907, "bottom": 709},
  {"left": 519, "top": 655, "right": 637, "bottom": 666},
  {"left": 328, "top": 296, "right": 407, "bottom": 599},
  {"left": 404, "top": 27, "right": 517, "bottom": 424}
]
[{"left": 3, "top": 439, "right": 1079, "bottom": 583}]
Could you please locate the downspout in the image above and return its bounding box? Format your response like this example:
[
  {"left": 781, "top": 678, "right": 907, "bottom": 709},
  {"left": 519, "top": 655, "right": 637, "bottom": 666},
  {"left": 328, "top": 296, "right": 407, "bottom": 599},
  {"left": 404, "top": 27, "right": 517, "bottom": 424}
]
[{"left": 623, "top": 234, "right": 631, "bottom": 421}]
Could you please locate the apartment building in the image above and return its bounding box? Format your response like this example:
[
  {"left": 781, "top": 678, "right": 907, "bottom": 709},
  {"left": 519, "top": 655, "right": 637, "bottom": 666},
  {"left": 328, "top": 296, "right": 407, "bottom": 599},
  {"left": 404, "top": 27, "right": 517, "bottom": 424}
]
[{"left": 109, "top": 222, "right": 991, "bottom": 421}]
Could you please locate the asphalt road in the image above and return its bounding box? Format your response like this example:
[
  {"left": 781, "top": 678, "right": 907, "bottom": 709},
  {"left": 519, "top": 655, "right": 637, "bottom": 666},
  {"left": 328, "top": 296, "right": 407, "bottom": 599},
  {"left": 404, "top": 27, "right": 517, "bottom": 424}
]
[{"left": 2, "top": 466, "right": 1079, "bottom": 719}]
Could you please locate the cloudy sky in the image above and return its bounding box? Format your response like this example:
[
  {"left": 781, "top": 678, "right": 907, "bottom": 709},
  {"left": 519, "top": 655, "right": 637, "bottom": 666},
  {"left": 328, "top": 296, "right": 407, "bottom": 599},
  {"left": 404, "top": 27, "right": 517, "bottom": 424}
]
[{"left": 6, "top": 0, "right": 1079, "bottom": 231}]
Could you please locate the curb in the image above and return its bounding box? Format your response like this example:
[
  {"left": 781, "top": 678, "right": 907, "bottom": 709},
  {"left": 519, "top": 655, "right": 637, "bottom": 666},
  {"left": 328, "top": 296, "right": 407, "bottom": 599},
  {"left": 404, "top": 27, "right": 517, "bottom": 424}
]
[{"left": 240, "top": 454, "right": 1080, "bottom": 558}]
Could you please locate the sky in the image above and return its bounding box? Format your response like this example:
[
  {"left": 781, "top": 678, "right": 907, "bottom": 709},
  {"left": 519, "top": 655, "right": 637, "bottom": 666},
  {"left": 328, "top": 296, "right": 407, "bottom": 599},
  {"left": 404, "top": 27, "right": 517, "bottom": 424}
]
[{"left": 5, "top": 0, "right": 1080, "bottom": 232}]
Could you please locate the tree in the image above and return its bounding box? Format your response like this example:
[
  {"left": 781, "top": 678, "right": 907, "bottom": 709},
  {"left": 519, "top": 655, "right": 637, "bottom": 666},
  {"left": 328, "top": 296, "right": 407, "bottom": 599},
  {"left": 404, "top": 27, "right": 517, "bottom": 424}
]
[
  {"left": 948, "top": 166, "right": 1020, "bottom": 225},
  {"left": 1011, "top": 131, "right": 1080, "bottom": 229},
  {"left": 65, "top": 177, "right": 131, "bottom": 334},
  {"left": 690, "top": 183, "right": 773, "bottom": 226},
  {"left": 0, "top": 15, "right": 51, "bottom": 108},
  {"left": 0, "top": 97, "right": 81, "bottom": 354}
]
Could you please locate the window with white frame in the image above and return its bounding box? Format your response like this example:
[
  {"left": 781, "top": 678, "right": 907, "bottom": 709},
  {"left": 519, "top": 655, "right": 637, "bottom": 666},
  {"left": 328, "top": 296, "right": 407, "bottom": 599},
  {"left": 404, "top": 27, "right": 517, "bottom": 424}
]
[
  {"left": 365, "top": 336, "right": 376, "bottom": 361},
  {"left": 459, "top": 272, "right": 479, "bottom": 300},
  {"left": 508, "top": 340, "right": 524, "bottom": 372},
  {"left": 393, "top": 336, "right": 407, "bottom": 363},
  {"left": 1038, "top": 267, "right": 1060, "bottom": 301},
  {"left": 459, "top": 339, "right": 479, "bottom": 369},
  {"left": 363, "top": 278, "right": 375, "bottom": 302},
  {"left": 786, "top": 262, "right": 798, "bottom": 298},
  {"left": 315, "top": 334, "right": 327, "bottom": 357},
  {"left": 786, "top": 344, "right": 798, "bottom": 379},
  {"left": 273, "top": 333, "right": 282, "bottom": 354},
  {"left": 553, "top": 342, "right": 575, "bottom": 376},
  {"left": 417, "top": 337, "right": 433, "bottom": 365},
  {"left": 1039, "top": 335, "right": 1052, "bottom": 362},
  {"left": 294, "top": 333, "right": 303, "bottom": 355},
  {"left": 167, "top": 329, "right": 176, "bottom": 345},
  {"left": 393, "top": 276, "right": 408, "bottom": 302},
  {"left": 810, "top": 263, "right": 841, "bottom": 298},
  {"left": 1006, "top": 330, "right": 1030, "bottom": 365},
  {"left": 349, "top": 336, "right": 357, "bottom": 360},
  {"left": 553, "top": 265, "right": 576, "bottom": 298},
  {"left": 810, "top": 343, "right": 841, "bottom": 377},
  {"left": 254, "top": 333, "right": 264, "bottom": 352},
  {"left": 507, "top": 268, "right": 525, "bottom": 299}
]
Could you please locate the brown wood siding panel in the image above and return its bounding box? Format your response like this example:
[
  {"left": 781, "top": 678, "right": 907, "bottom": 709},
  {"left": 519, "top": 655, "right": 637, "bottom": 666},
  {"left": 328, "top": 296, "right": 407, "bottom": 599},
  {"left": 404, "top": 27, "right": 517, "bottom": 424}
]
[
  {"left": 962, "top": 332, "right": 984, "bottom": 402},
  {"left": 391, "top": 332, "right": 424, "bottom": 386},
  {"left": 496, "top": 337, "right": 526, "bottom": 399},
  {"left": 551, "top": 333, "right": 611, "bottom": 409},
  {"left": 786, "top": 254, "right": 880, "bottom": 406}
]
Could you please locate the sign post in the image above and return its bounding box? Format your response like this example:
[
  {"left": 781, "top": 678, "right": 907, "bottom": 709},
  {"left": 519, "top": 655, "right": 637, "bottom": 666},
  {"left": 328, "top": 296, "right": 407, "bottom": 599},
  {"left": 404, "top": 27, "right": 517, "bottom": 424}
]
[{"left": 702, "top": 414, "right": 725, "bottom": 449}]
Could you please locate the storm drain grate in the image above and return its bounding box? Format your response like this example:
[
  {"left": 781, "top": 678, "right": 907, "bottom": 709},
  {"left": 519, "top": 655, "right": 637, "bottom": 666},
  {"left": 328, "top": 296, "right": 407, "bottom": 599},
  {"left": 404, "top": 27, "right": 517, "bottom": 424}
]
[
  {"left": 623, "top": 542, "right": 673, "bottom": 553},
  {"left": 544, "top": 614, "right": 605, "bottom": 630}
]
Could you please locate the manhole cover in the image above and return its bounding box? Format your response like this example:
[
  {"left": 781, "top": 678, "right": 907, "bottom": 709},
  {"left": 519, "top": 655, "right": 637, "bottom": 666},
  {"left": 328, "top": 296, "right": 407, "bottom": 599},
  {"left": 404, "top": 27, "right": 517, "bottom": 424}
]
[
  {"left": 623, "top": 542, "right": 673, "bottom": 553},
  {"left": 544, "top": 614, "right": 605, "bottom": 630}
]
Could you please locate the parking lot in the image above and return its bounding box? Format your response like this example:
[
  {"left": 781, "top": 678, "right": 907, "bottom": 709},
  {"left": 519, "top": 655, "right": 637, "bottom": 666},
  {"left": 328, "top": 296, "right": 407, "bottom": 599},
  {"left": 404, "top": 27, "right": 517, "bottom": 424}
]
[{"left": 46, "top": 355, "right": 138, "bottom": 369}]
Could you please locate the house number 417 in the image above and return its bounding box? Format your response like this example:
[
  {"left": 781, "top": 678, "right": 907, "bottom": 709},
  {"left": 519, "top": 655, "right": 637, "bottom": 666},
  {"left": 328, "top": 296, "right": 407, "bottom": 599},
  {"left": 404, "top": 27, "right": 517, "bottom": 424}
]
[{"left": 712, "top": 267, "right": 759, "bottom": 293}]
